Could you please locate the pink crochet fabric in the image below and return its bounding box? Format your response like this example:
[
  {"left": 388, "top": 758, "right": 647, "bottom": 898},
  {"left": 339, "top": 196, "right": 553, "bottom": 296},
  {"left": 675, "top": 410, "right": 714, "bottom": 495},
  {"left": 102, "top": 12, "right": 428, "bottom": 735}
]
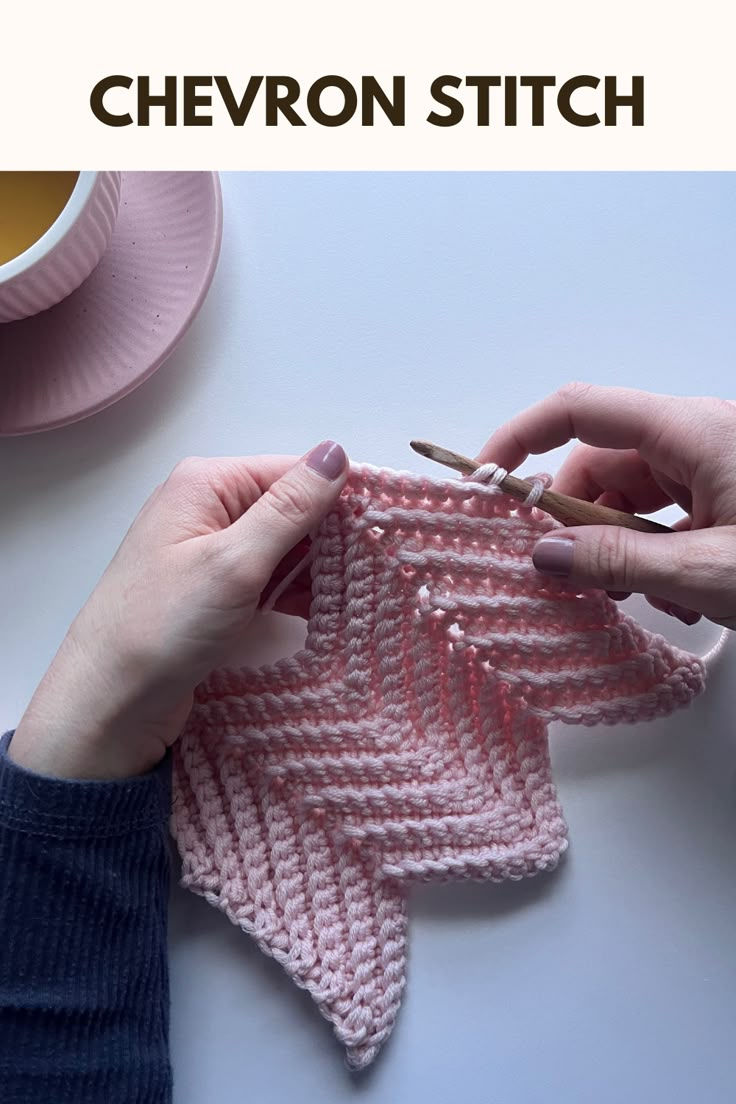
[{"left": 172, "top": 464, "right": 706, "bottom": 1068}]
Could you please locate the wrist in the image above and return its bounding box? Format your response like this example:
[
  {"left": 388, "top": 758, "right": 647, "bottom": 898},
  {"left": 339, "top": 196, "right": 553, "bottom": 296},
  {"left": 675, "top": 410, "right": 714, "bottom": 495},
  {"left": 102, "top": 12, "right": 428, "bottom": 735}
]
[
  {"left": 11, "top": 631, "right": 191, "bottom": 780},
  {"left": 10, "top": 704, "right": 171, "bottom": 782}
]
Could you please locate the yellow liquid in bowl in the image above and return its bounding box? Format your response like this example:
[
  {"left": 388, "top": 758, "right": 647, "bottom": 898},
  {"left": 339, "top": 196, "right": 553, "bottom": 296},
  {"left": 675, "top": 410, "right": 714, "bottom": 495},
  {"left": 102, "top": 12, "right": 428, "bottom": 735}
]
[{"left": 0, "top": 172, "right": 80, "bottom": 265}]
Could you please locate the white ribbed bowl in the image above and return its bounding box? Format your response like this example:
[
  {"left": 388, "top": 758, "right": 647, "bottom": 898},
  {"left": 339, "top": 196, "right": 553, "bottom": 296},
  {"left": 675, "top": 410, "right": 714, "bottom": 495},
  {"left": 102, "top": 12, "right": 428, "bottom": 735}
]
[{"left": 0, "top": 172, "right": 121, "bottom": 323}]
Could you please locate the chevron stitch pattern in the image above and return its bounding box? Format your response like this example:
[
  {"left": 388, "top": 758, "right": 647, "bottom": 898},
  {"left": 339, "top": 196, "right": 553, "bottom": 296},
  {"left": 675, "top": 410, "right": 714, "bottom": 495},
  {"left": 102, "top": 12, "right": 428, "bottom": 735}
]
[{"left": 171, "top": 463, "right": 706, "bottom": 1068}]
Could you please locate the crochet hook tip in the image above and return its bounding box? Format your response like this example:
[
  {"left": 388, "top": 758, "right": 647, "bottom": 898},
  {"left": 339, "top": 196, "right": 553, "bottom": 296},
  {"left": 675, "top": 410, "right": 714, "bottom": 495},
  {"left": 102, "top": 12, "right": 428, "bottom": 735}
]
[
  {"left": 410, "top": 440, "right": 477, "bottom": 475},
  {"left": 409, "top": 439, "right": 432, "bottom": 458}
]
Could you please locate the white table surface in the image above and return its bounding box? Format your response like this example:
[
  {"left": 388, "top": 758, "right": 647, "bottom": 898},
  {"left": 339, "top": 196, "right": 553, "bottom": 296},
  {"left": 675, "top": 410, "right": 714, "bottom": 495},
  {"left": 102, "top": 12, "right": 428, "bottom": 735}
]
[{"left": 2, "top": 172, "right": 735, "bottom": 1102}]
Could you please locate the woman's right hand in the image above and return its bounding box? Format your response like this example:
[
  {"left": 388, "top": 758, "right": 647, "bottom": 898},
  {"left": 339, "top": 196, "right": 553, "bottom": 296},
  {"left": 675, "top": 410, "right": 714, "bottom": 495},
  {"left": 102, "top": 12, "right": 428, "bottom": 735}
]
[{"left": 478, "top": 383, "right": 736, "bottom": 630}]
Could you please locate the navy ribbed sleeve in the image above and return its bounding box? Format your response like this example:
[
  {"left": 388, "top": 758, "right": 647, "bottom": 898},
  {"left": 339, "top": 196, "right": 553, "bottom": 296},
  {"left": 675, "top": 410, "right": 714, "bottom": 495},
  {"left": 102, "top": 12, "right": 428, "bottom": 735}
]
[{"left": 0, "top": 731, "right": 173, "bottom": 1103}]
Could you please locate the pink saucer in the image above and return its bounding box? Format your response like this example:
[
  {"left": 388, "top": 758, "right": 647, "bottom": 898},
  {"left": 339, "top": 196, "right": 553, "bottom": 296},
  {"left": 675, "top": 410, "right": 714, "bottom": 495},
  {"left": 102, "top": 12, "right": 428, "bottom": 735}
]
[{"left": 0, "top": 172, "right": 222, "bottom": 435}]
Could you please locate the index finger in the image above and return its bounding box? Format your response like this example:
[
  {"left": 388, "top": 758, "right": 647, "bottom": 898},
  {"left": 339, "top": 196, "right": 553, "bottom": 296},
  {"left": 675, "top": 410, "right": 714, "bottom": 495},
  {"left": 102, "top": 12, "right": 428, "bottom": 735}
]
[{"left": 477, "top": 383, "right": 684, "bottom": 471}]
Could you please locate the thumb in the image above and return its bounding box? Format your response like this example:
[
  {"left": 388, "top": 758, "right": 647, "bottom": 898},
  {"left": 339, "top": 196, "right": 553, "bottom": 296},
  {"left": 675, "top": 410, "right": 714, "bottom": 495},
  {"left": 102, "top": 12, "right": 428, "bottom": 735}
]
[
  {"left": 226, "top": 440, "right": 348, "bottom": 588},
  {"left": 531, "top": 525, "right": 736, "bottom": 627}
]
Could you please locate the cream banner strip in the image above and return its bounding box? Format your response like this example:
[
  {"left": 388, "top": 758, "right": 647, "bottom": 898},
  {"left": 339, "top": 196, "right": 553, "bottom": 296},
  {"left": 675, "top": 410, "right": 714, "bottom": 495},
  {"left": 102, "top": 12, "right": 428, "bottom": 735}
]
[{"left": 2, "top": 0, "right": 734, "bottom": 169}]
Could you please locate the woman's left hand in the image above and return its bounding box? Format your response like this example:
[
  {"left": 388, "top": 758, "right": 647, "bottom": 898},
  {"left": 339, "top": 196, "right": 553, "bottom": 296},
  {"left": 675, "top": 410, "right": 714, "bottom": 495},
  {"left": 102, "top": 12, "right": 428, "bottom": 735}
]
[{"left": 10, "top": 443, "right": 347, "bottom": 780}]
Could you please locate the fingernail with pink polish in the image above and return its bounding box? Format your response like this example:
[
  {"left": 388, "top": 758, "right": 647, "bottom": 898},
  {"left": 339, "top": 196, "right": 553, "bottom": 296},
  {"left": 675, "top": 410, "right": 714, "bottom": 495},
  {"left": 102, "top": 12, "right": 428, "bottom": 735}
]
[
  {"left": 532, "top": 537, "right": 575, "bottom": 578},
  {"left": 305, "top": 440, "right": 346, "bottom": 482}
]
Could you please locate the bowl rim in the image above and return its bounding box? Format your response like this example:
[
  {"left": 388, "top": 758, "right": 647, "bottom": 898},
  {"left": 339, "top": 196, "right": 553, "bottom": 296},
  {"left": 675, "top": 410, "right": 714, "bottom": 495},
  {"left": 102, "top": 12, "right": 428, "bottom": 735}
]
[{"left": 0, "top": 171, "right": 99, "bottom": 285}]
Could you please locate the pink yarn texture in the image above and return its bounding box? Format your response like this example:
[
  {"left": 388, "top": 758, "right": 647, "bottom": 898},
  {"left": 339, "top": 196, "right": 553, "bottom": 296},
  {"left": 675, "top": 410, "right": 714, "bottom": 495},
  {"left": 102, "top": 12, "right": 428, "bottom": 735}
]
[{"left": 172, "top": 463, "right": 706, "bottom": 1068}]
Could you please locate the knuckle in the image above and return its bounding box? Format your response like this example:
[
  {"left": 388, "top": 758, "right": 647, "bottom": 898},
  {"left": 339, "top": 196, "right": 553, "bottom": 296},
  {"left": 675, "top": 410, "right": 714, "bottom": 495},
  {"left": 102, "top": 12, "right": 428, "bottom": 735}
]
[
  {"left": 700, "top": 397, "right": 736, "bottom": 447},
  {"left": 671, "top": 539, "right": 723, "bottom": 592},
  {"left": 589, "top": 528, "right": 634, "bottom": 590},
  {"left": 266, "top": 477, "right": 311, "bottom": 527},
  {"left": 570, "top": 441, "right": 600, "bottom": 467},
  {"left": 704, "top": 395, "right": 736, "bottom": 421},
  {"left": 671, "top": 545, "right": 702, "bottom": 582},
  {"left": 558, "top": 380, "right": 595, "bottom": 406},
  {"left": 170, "top": 456, "right": 208, "bottom": 483}
]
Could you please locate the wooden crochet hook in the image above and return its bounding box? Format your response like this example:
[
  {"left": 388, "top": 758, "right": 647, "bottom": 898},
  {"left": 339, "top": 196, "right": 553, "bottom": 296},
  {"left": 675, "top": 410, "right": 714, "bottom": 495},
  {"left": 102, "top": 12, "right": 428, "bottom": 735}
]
[{"left": 410, "top": 440, "right": 673, "bottom": 535}]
